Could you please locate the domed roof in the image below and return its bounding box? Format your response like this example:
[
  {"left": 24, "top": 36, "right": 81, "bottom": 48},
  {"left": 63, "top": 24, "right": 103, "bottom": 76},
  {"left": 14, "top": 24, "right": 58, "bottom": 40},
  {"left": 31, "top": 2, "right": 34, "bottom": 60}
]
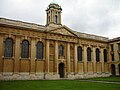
[{"left": 50, "top": 0, "right": 58, "bottom": 5}]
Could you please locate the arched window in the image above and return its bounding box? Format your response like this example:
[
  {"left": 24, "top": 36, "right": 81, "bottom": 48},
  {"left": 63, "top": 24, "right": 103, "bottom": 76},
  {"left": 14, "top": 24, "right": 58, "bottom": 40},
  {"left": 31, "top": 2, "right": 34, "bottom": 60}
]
[
  {"left": 87, "top": 47, "right": 91, "bottom": 61},
  {"left": 36, "top": 42, "right": 44, "bottom": 59},
  {"left": 47, "top": 13, "right": 49, "bottom": 24},
  {"left": 48, "top": 16, "right": 50, "bottom": 23},
  {"left": 4, "top": 38, "right": 13, "bottom": 57},
  {"left": 54, "top": 15, "right": 57, "bottom": 24},
  {"left": 59, "top": 45, "right": 64, "bottom": 56},
  {"left": 77, "top": 46, "right": 82, "bottom": 61},
  {"left": 96, "top": 48, "right": 100, "bottom": 62},
  {"left": 21, "top": 40, "right": 29, "bottom": 58},
  {"left": 104, "top": 49, "right": 107, "bottom": 62}
]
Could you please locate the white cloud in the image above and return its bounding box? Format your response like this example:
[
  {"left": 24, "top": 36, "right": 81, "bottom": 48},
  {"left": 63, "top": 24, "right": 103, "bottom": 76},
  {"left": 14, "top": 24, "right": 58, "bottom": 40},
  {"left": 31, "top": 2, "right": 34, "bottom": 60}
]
[{"left": 0, "top": 0, "right": 120, "bottom": 39}]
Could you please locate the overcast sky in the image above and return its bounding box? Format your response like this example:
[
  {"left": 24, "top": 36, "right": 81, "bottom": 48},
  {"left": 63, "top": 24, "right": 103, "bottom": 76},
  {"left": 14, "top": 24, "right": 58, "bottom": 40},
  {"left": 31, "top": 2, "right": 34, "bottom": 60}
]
[{"left": 0, "top": 0, "right": 120, "bottom": 39}]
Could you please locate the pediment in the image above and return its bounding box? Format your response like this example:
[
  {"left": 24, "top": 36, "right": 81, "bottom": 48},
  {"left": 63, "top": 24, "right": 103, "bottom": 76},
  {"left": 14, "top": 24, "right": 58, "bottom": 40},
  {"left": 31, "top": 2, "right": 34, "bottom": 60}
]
[{"left": 50, "top": 26, "right": 77, "bottom": 36}]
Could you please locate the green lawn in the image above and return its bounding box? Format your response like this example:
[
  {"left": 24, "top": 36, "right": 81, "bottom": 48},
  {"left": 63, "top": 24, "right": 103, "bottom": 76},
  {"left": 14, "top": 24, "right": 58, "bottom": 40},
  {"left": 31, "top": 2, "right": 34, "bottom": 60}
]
[
  {"left": 85, "top": 77, "right": 120, "bottom": 82},
  {"left": 0, "top": 80, "right": 120, "bottom": 90}
]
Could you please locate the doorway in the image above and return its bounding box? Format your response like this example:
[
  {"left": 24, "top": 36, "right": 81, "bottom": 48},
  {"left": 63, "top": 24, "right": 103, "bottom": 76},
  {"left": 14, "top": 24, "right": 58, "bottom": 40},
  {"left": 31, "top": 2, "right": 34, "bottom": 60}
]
[
  {"left": 59, "top": 63, "right": 64, "bottom": 78},
  {"left": 118, "top": 64, "right": 120, "bottom": 76},
  {"left": 111, "top": 64, "right": 116, "bottom": 76}
]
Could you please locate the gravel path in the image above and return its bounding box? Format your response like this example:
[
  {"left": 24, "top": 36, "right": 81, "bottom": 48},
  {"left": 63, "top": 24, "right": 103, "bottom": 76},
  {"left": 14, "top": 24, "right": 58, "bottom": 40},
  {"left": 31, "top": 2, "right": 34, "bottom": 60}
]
[{"left": 79, "top": 80, "right": 120, "bottom": 84}]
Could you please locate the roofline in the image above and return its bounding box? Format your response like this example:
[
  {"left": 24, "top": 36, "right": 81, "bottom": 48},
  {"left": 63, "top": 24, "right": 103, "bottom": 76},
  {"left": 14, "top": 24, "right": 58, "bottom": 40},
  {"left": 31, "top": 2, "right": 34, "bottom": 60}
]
[
  {"left": 0, "top": 17, "right": 45, "bottom": 27},
  {"left": 108, "top": 37, "right": 120, "bottom": 43},
  {"left": 0, "top": 17, "right": 119, "bottom": 43}
]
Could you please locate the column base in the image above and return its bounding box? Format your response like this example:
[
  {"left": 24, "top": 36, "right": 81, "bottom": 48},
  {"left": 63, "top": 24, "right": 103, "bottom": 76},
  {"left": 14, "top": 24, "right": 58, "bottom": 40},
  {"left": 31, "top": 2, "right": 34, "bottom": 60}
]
[
  {"left": 74, "top": 72, "right": 111, "bottom": 79},
  {"left": 66, "top": 72, "right": 75, "bottom": 79},
  {"left": 0, "top": 72, "right": 111, "bottom": 80},
  {"left": 45, "top": 73, "right": 60, "bottom": 79}
]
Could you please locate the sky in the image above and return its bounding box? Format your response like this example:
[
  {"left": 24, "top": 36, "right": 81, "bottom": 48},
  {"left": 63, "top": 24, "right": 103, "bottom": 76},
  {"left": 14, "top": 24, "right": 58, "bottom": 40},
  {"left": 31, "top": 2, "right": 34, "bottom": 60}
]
[{"left": 0, "top": 0, "right": 120, "bottom": 39}]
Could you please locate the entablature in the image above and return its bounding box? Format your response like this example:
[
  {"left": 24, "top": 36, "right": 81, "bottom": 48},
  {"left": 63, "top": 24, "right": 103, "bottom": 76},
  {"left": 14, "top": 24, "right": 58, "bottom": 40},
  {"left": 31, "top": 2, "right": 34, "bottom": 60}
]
[{"left": 45, "top": 33, "right": 78, "bottom": 43}]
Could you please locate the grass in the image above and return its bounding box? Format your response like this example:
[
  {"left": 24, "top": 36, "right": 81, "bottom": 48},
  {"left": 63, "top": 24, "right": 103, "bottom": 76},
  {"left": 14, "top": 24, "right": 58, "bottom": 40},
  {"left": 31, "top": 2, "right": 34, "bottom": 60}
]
[
  {"left": 84, "top": 76, "right": 120, "bottom": 82},
  {"left": 0, "top": 80, "right": 120, "bottom": 90}
]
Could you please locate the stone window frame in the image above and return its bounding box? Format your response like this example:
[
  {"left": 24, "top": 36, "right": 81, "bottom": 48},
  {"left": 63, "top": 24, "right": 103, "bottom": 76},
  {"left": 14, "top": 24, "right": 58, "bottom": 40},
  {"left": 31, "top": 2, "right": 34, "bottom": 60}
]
[
  {"left": 118, "top": 43, "right": 120, "bottom": 51},
  {"left": 87, "top": 47, "right": 91, "bottom": 62},
  {"left": 118, "top": 43, "right": 120, "bottom": 61},
  {"left": 36, "top": 41, "right": 44, "bottom": 60},
  {"left": 54, "top": 15, "right": 58, "bottom": 24},
  {"left": 96, "top": 48, "right": 100, "bottom": 62},
  {"left": 77, "top": 46, "right": 82, "bottom": 61},
  {"left": 21, "top": 40, "right": 29, "bottom": 58},
  {"left": 59, "top": 45, "right": 64, "bottom": 56},
  {"left": 104, "top": 49, "right": 107, "bottom": 62},
  {"left": 4, "top": 38, "right": 13, "bottom": 58}
]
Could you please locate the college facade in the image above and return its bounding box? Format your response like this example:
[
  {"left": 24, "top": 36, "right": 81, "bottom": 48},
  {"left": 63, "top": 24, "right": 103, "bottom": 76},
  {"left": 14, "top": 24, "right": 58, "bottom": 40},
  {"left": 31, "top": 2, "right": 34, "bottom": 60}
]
[{"left": 0, "top": 2, "right": 120, "bottom": 80}]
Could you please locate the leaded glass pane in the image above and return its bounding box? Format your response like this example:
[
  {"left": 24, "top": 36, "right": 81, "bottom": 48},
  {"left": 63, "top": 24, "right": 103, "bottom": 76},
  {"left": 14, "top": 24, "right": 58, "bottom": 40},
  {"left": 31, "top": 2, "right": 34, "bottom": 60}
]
[
  {"left": 4, "top": 38, "right": 13, "bottom": 57},
  {"left": 96, "top": 48, "right": 100, "bottom": 62},
  {"left": 21, "top": 40, "right": 29, "bottom": 58},
  {"left": 78, "top": 46, "right": 82, "bottom": 61},
  {"left": 54, "top": 15, "right": 57, "bottom": 24},
  {"left": 36, "top": 42, "right": 44, "bottom": 59},
  {"left": 59, "top": 45, "right": 64, "bottom": 56},
  {"left": 87, "top": 47, "right": 91, "bottom": 61},
  {"left": 104, "top": 49, "right": 107, "bottom": 62}
]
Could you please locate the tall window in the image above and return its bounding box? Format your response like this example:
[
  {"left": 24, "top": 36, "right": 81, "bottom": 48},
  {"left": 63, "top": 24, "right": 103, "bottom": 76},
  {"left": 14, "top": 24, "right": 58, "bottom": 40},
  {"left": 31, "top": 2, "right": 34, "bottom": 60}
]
[
  {"left": 118, "top": 43, "right": 120, "bottom": 51},
  {"left": 47, "top": 13, "right": 49, "bottom": 24},
  {"left": 54, "top": 15, "right": 58, "bottom": 24},
  {"left": 104, "top": 49, "right": 107, "bottom": 62},
  {"left": 21, "top": 40, "right": 29, "bottom": 58},
  {"left": 36, "top": 42, "right": 44, "bottom": 59},
  {"left": 4, "top": 38, "right": 13, "bottom": 57},
  {"left": 118, "top": 43, "right": 120, "bottom": 61},
  {"left": 111, "top": 44, "right": 114, "bottom": 51},
  {"left": 87, "top": 47, "right": 91, "bottom": 61},
  {"left": 49, "top": 16, "right": 50, "bottom": 23},
  {"left": 110, "top": 45, "right": 114, "bottom": 61},
  {"left": 59, "top": 45, "right": 64, "bottom": 56},
  {"left": 77, "top": 46, "right": 82, "bottom": 61},
  {"left": 111, "top": 53, "right": 114, "bottom": 61},
  {"left": 96, "top": 48, "right": 100, "bottom": 62}
]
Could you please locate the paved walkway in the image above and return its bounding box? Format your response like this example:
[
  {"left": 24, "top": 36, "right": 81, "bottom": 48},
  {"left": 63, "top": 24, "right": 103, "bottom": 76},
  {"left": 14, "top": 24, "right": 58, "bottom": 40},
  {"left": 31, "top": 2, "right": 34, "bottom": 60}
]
[{"left": 79, "top": 80, "right": 120, "bottom": 84}]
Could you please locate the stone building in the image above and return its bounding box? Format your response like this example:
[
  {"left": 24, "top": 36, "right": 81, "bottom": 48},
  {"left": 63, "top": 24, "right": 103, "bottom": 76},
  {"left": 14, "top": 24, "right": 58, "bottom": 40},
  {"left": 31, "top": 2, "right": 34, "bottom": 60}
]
[{"left": 0, "top": 2, "right": 120, "bottom": 80}]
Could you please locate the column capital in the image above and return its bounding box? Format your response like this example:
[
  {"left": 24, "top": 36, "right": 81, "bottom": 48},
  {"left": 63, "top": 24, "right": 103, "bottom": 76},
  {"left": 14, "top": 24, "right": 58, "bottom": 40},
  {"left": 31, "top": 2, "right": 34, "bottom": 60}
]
[
  {"left": 81, "top": 43, "right": 89, "bottom": 47},
  {"left": 91, "top": 44, "right": 97, "bottom": 47}
]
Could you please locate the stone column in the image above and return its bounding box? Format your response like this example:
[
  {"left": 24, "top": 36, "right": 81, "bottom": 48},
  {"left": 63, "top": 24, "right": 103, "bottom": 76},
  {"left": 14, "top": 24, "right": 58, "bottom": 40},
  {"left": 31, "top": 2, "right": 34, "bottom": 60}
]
[
  {"left": 100, "top": 48, "right": 104, "bottom": 72},
  {"left": 92, "top": 47, "right": 96, "bottom": 73},
  {"left": 83, "top": 45, "right": 87, "bottom": 73},
  {"left": 74, "top": 44, "right": 78, "bottom": 73},
  {"left": 30, "top": 38, "right": 36, "bottom": 74},
  {"left": 67, "top": 43, "right": 70, "bottom": 73},
  {"left": 14, "top": 36, "right": 20, "bottom": 74},
  {"left": 0, "top": 34, "right": 3, "bottom": 74},
  {"left": 45, "top": 40, "right": 50, "bottom": 73},
  {"left": 55, "top": 41, "right": 58, "bottom": 73}
]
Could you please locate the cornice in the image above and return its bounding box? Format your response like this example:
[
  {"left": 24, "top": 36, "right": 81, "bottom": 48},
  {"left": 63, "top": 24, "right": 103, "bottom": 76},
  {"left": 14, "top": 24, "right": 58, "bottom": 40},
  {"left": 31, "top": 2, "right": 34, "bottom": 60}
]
[
  {"left": 1, "top": 17, "right": 118, "bottom": 44},
  {"left": 0, "top": 17, "right": 45, "bottom": 32}
]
